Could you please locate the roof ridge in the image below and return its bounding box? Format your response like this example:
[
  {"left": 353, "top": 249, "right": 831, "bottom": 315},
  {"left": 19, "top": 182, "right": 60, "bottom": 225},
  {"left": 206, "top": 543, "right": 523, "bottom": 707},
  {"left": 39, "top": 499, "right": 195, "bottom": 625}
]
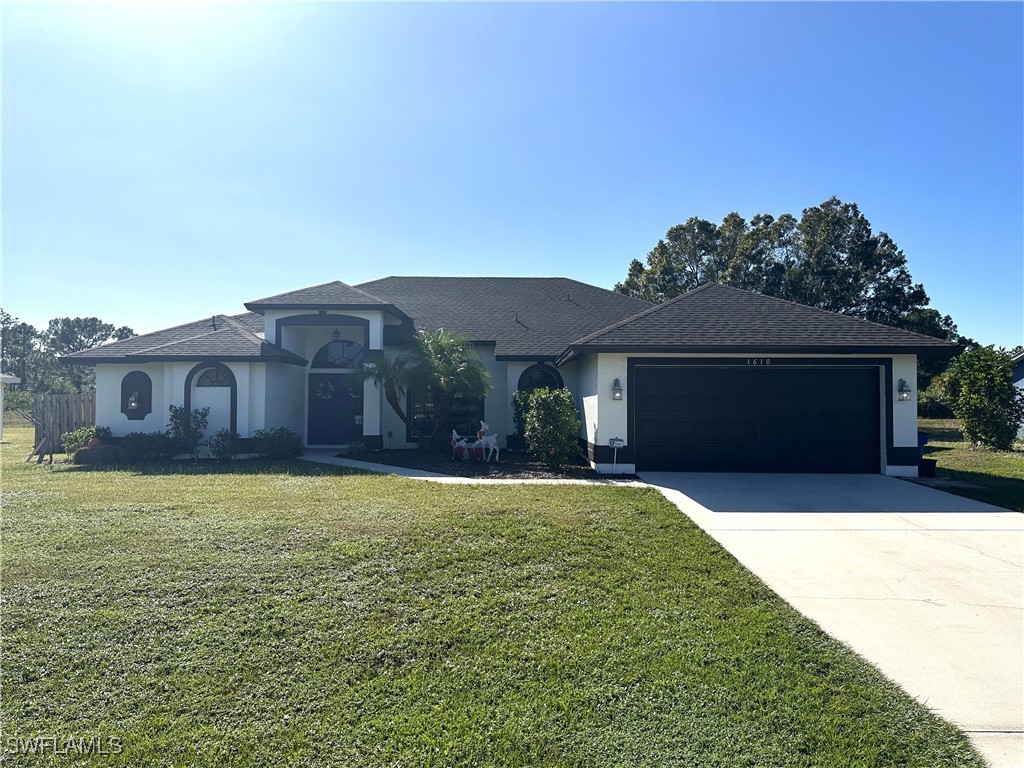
[
  {"left": 246, "top": 280, "right": 390, "bottom": 306},
  {"left": 705, "top": 283, "right": 960, "bottom": 344},
  {"left": 216, "top": 313, "right": 263, "bottom": 343},
  {"left": 63, "top": 315, "right": 227, "bottom": 358},
  {"left": 570, "top": 283, "right": 713, "bottom": 345}
]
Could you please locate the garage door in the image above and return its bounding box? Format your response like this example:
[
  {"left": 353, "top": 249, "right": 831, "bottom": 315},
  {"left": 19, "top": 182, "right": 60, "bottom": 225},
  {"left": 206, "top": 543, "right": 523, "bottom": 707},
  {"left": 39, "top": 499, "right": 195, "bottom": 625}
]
[{"left": 633, "top": 366, "right": 881, "bottom": 472}]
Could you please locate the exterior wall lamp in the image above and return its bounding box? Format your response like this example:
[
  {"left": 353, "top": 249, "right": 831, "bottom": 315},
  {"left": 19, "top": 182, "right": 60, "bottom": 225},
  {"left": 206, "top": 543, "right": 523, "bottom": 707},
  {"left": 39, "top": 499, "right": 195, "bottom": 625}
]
[
  {"left": 127, "top": 391, "right": 139, "bottom": 410},
  {"left": 897, "top": 378, "right": 912, "bottom": 402},
  {"left": 612, "top": 379, "right": 623, "bottom": 400}
]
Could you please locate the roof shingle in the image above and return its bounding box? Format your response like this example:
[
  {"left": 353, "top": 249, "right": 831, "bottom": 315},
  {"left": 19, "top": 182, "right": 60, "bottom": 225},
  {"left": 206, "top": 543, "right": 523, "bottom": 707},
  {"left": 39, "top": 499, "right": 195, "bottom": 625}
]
[
  {"left": 562, "top": 283, "right": 961, "bottom": 359},
  {"left": 62, "top": 312, "right": 306, "bottom": 365},
  {"left": 356, "top": 276, "right": 652, "bottom": 358}
]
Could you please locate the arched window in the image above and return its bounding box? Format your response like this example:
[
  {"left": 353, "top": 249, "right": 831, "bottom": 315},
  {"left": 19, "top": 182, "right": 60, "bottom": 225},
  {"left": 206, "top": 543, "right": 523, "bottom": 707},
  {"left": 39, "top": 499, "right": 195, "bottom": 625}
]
[
  {"left": 197, "top": 368, "right": 233, "bottom": 387},
  {"left": 518, "top": 364, "right": 563, "bottom": 393},
  {"left": 184, "top": 363, "right": 237, "bottom": 434},
  {"left": 121, "top": 371, "right": 152, "bottom": 420},
  {"left": 312, "top": 331, "right": 365, "bottom": 369}
]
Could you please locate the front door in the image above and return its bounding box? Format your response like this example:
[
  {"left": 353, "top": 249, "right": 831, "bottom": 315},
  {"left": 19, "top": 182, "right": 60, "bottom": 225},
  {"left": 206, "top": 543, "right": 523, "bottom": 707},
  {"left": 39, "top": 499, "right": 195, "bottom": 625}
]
[{"left": 308, "top": 373, "right": 363, "bottom": 445}]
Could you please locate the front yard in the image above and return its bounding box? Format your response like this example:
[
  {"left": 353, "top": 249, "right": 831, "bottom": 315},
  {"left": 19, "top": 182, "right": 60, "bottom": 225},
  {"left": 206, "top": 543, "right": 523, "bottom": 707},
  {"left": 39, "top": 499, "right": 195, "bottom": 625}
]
[
  {"left": 919, "top": 418, "right": 1024, "bottom": 511},
  {"left": 1, "top": 426, "right": 983, "bottom": 767}
]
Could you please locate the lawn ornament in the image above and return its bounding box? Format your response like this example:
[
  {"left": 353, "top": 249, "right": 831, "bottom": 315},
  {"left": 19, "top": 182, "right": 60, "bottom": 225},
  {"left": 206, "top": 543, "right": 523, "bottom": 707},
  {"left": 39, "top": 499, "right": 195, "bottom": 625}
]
[
  {"left": 472, "top": 420, "right": 500, "bottom": 463},
  {"left": 451, "top": 429, "right": 469, "bottom": 461}
]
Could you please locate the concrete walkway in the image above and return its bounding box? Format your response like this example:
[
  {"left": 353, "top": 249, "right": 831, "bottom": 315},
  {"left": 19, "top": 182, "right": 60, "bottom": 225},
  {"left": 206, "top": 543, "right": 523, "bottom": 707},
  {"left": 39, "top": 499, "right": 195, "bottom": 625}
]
[
  {"left": 299, "top": 451, "right": 646, "bottom": 485},
  {"left": 641, "top": 472, "right": 1024, "bottom": 768},
  {"left": 301, "top": 452, "right": 1023, "bottom": 765}
]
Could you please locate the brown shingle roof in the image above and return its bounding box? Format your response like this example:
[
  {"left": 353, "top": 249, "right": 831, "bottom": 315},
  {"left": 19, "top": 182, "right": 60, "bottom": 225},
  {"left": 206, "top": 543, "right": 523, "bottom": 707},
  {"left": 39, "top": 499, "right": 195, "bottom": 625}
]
[
  {"left": 356, "top": 276, "right": 653, "bottom": 358},
  {"left": 560, "top": 283, "right": 961, "bottom": 361}
]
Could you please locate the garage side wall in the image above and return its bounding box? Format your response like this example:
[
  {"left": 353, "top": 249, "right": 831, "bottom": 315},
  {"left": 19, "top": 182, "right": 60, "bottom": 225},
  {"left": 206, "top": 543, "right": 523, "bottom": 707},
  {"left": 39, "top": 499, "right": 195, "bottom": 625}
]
[{"left": 887, "top": 354, "right": 919, "bottom": 476}]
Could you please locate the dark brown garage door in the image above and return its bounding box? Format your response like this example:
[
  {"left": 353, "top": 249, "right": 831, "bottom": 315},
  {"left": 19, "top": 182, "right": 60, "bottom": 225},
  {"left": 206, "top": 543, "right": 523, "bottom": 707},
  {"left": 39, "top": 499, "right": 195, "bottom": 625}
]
[{"left": 633, "top": 366, "right": 881, "bottom": 472}]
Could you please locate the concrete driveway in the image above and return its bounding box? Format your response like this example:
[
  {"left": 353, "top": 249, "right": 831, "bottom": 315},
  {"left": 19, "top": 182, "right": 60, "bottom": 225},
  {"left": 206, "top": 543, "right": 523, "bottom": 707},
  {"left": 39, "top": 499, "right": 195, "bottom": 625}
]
[{"left": 640, "top": 472, "right": 1023, "bottom": 768}]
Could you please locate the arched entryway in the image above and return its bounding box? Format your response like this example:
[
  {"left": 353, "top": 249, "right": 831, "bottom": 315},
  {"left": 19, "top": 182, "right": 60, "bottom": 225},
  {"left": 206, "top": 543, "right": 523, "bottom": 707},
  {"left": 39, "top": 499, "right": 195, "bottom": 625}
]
[
  {"left": 307, "top": 332, "right": 365, "bottom": 445},
  {"left": 184, "top": 363, "right": 237, "bottom": 437}
]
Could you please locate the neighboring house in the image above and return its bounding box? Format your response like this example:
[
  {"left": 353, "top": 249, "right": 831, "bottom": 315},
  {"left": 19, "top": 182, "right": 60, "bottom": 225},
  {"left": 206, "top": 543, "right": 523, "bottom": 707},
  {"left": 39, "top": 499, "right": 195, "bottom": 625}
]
[
  {"left": 63, "top": 278, "right": 959, "bottom": 475},
  {"left": 0, "top": 372, "right": 21, "bottom": 441}
]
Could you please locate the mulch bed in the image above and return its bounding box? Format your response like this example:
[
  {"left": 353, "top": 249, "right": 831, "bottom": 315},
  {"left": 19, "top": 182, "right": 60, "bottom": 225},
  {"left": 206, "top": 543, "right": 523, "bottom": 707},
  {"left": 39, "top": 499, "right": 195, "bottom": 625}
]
[{"left": 340, "top": 448, "right": 607, "bottom": 480}]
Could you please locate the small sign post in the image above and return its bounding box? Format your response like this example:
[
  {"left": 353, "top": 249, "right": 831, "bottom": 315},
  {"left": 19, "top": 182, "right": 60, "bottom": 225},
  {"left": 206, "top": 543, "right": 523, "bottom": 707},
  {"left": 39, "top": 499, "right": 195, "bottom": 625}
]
[{"left": 608, "top": 437, "right": 624, "bottom": 474}]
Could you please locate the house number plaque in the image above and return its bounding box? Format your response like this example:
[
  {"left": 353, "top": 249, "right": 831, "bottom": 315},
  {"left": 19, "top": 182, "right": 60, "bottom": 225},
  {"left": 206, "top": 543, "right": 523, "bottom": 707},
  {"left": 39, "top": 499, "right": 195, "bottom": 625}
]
[{"left": 746, "top": 358, "right": 771, "bottom": 365}]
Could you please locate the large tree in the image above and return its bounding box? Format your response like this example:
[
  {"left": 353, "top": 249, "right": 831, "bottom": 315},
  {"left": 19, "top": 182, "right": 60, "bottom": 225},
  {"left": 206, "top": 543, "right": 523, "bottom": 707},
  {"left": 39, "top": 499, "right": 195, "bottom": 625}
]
[
  {"left": 0, "top": 311, "right": 136, "bottom": 394},
  {"left": 616, "top": 198, "right": 959, "bottom": 342}
]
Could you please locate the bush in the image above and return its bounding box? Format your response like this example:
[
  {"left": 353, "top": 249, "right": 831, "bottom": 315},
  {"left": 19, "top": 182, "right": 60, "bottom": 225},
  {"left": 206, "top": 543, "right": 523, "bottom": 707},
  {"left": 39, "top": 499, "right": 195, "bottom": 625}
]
[
  {"left": 208, "top": 429, "right": 241, "bottom": 461},
  {"left": 945, "top": 346, "right": 1024, "bottom": 450},
  {"left": 252, "top": 427, "right": 303, "bottom": 460},
  {"left": 521, "top": 387, "right": 581, "bottom": 468},
  {"left": 95, "top": 426, "right": 113, "bottom": 442},
  {"left": 917, "top": 373, "right": 954, "bottom": 419},
  {"left": 167, "top": 405, "right": 209, "bottom": 461},
  {"left": 512, "top": 389, "right": 531, "bottom": 436},
  {"left": 61, "top": 426, "right": 98, "bottom": 455},
  {"left": 122, "top": 431, "right": 176, "bottom": 463},
  {"left": 72, "top": 444, "right": 127, "bottom": 465}
]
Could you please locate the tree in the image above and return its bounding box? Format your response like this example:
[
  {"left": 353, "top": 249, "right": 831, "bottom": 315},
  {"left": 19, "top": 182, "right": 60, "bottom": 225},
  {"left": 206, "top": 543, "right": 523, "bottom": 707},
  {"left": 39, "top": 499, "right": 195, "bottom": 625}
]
[
  {"left": 944, "top": 347, "right": 1024, "bottom": 450},
  {"left": 405, "top": 328, "right": 492, "bottom": 448},
  {"left": 615, "top": 198, "right": 959, "bottom": 342},
  {"left": 42, "top": 317, "right": 135, "bottom": 391},
  {"left": 357, "top": 353, "right": 414, "bottom": 425}
]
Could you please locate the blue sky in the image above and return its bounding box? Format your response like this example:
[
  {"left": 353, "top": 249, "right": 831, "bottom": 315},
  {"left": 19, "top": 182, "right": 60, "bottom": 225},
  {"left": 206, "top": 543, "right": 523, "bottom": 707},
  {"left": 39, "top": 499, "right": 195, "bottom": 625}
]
[{"left": 2, "top": 2, "right": 1021, "bottom": 347}]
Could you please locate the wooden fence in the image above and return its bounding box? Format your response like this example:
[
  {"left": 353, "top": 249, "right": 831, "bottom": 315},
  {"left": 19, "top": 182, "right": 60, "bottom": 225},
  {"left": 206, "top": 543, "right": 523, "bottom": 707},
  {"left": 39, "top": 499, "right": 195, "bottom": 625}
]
[{"left": 32, "top": 393, "right": 96, "bottom": 451}]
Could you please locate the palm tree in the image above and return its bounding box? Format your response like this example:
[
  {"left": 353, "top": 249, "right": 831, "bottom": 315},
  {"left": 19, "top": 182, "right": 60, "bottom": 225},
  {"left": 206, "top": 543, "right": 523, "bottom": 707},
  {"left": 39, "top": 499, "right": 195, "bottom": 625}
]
[
  {"left": 406, "top": 328, "right": 492, "bottom": 447},
  {"left": 357, "top": 353, "right": 414, "bottom": 425}
]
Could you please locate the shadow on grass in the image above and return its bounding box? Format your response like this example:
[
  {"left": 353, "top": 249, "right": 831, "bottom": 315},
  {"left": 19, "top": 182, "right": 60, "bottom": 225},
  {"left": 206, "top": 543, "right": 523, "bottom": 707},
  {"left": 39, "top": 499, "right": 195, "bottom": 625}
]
[
  {"left": 932, "top": 467, "right": 1024, "bottom": 513},
  {"left": 57, "top": 458, "right": 369, "bottom": 478}
]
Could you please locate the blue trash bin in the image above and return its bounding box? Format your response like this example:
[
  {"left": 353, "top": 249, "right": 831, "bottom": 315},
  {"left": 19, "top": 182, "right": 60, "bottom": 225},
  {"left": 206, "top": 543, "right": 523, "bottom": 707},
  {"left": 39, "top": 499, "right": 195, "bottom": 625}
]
[{"left": 917, "top": 431, "right": 930, "bottom": 459}]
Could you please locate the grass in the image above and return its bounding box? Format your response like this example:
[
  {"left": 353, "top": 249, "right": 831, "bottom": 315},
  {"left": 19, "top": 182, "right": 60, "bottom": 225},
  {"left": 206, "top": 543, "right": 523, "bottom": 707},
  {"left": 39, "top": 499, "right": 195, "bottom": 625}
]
[
  {"left": 918, "top": 418, "right": 1024, "bottom": 511},
  {"left": 0, "top": 426, "right": 984, "bottom": 767}
]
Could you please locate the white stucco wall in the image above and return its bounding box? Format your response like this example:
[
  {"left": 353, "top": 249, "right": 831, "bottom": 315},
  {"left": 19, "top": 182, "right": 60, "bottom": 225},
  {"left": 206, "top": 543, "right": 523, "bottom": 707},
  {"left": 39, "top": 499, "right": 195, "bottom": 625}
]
[
  {"left": 262, "top": 309, "right": 385, "bottom": 349},
  {"left": 98, "top": 361, "right": 268, "bottom": 438},
  {"left": 887, "top": 354, "right": 919, "bottom": 476},
  {"left": 264, "top": 363, "right": 305, "bottom": 434},
  {"left": 96, "top": 363, "right": 169, "bottom": 435}
]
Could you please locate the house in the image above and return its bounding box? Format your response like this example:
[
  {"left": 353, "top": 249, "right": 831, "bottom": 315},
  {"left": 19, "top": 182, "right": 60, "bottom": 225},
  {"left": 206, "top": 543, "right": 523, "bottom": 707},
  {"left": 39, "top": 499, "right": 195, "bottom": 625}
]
[{"left": 62, "top": 278, "right": 959, "bottom": 475}]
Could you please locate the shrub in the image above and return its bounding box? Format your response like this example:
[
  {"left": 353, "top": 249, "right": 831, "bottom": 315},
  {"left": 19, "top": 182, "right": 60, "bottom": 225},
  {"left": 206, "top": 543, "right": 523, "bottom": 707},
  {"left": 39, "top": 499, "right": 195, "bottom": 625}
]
[
  {"left": 208, "top": 429, "right": 241, "bottom": 461},
  {"left": 72, "top": 444, "right": 127, "bottom": 465},
  {"left": 917, "top": 384, "right": 953, "bottom": 419},
  {"left": 167, "top": 405, "right": 209, "bottom": 461},
  {"left": 122, "top": 431, "right": 176, "bottom": 463},
  {"left": 252, "top": 427, "right": 303, "bottom": 460},
  {"left": 512, "top": 389, "right": 531, "bottom": 436},
  {"left": 945, "top": 346, "right": 1024, "bottom": 450},
  {"left": 521, "top": 387, "right": 581, "bottom": 468},
  {"left": 95, "top": 426, "right": 113, "bottom": 442},
  {"left": 61, "top": 426, "right": 97, "bottom": 456}
]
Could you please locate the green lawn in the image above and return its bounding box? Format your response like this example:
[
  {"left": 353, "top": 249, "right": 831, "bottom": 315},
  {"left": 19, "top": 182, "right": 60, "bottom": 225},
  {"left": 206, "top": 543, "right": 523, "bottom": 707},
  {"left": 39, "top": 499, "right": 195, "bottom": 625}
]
[
  {"left": 1, "top": 427, "right": 983, "bottom": 767},
  {"left": 919, "top": 418, "right": 1024, "bottom": 512}
]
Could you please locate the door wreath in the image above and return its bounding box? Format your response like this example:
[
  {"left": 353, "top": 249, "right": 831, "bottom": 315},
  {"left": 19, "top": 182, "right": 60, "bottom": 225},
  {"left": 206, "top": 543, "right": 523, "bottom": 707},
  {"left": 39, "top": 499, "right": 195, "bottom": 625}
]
[{"left": 315, "top": 380, "right": 336, "bottom": 401}]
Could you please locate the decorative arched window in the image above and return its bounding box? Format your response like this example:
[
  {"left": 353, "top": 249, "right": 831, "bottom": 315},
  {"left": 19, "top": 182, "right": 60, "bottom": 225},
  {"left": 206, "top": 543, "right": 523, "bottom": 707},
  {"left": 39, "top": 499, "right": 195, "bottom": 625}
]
[
  {"left": 183, "top": 363, "right": 237, "bottom": 434},
  {"left": 197, "top": 367, "right": 233, "bottom": 387},
  {"left": 120, "top": 371, "right": 152, "bottom": 420},
  {"left": 518, "top": 364, "right": 563, "bottom": 393},
  {"left": 312, "top": 331, "right": 365, "bottom": 369}
]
